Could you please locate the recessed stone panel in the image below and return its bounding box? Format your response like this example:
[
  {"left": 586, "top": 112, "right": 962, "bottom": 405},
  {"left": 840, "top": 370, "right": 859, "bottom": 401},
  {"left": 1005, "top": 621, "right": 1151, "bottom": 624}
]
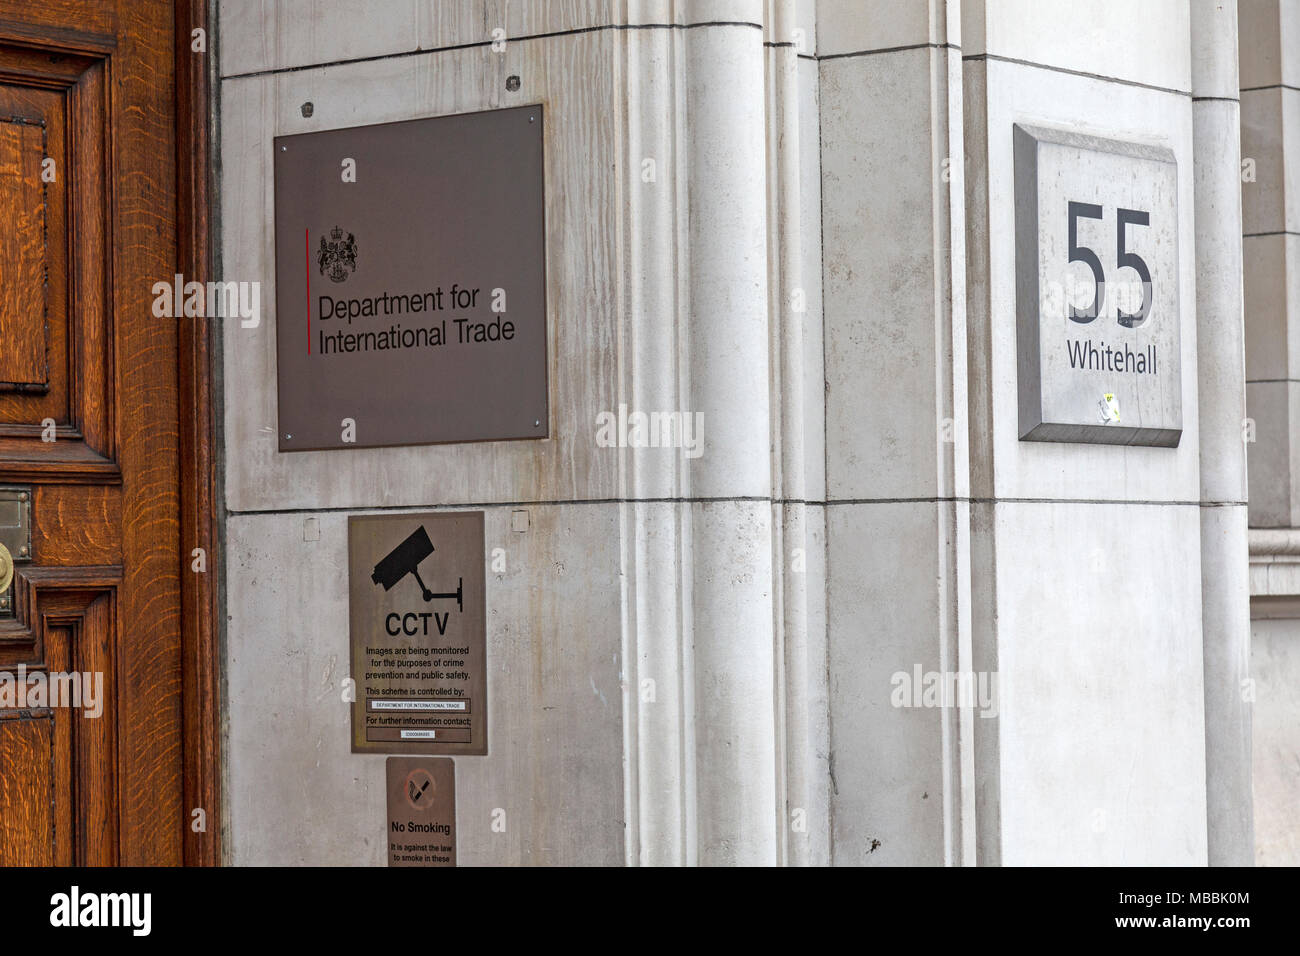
[{"left": 1014, "top": 123, "right": 1182, "bottom": 446}]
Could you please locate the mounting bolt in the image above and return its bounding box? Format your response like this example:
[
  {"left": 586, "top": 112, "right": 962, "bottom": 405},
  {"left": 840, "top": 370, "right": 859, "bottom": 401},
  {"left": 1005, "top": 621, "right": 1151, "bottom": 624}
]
[
  {"left": 18, "top": 546, "right": 28, "bottom": 557},
  {"left": 18, "top": 491, "right": 28, "bottom": 502},
  {"left": 506, "top": 75, "right": 521, "bottom": 92},
  {"left": 301, "top": 101, "right": 314, "bottom": 118}
]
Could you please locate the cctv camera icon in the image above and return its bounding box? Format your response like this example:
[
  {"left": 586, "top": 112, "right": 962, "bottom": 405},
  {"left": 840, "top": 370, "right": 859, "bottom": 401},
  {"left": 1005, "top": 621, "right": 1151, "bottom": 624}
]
[{"left": 371, "top": 525, "right": 464, "bottom": 611}]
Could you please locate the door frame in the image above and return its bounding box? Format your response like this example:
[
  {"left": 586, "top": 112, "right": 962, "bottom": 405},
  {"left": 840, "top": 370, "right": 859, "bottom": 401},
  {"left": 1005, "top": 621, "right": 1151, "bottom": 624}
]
[{"left": 176, "top": 0, "right": 220, "bottom": 867}]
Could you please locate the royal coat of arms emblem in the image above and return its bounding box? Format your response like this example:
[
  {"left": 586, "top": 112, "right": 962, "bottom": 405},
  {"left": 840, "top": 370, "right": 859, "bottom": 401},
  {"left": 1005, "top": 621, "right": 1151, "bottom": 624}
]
[{"left": 317, "top": 226, "right": 357, "bottom": 283}]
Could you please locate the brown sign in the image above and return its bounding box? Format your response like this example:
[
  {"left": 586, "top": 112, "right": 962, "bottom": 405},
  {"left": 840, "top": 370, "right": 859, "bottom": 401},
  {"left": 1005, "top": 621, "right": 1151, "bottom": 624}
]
[
  {"left": 349, "top": 512, "right": 486, "bottom": 754},
  {"left": 386, "top": 757, "right": 456, "bottom": 867},
  {"left": 273, "top": 105, "right": 548, "bottom": 451}
]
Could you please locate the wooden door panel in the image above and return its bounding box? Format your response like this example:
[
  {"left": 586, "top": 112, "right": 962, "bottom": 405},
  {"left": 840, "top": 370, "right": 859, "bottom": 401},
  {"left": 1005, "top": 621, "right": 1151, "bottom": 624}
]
[
  {"left": 0, "top": 715, "right": 53, "bottom": 865},
  {"left": 0, "top": 568, "right": 120, "bottom": 865},
  {"left": 0, "top": 82, "right": 66, "bottom": 416},
  {"left": 0, "top": 41, "right": 113, "bottom": 482},
  {"left": 0, "top": 0, "right": 197, "bottom": 867},
  {"left": 0, "top": 112, "right": 49, "bottom": 392},
  {"left": 31, "top": 484, "right": 122, "bottom": 566}
]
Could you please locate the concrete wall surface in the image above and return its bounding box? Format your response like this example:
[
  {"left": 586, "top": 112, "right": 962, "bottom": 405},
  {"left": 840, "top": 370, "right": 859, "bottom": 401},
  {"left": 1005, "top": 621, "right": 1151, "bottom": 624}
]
[
  {"left": 216, "top": 0, "right": 1260, "bottom": 865},
  {"left": 1251, "top": 615, "right": 1300, "bottom": 866},
  {"left": 1242, "top": 0, "right": 1300, "bottom": 868}
]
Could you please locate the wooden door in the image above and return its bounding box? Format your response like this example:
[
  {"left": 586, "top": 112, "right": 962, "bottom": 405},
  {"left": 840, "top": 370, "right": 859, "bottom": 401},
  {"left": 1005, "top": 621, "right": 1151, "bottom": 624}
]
[{"left": 0, "top": 0, "right": 216, "bottom": 865}]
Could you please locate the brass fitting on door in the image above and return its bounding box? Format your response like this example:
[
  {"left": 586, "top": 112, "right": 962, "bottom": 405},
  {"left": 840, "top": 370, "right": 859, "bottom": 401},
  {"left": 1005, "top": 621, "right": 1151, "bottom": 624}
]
[{"left": 0, "top": 542, "right": 13, "bottom": 595}]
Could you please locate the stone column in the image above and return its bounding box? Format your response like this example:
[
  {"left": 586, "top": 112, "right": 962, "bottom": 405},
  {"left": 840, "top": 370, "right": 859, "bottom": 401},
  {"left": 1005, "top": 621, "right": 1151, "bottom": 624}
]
[
  {"left": 1240, "top": 0, "right": 1300, "bottom": 866},
  {"left": 1191, "top": 0, "right": 1254, "bottom": 867},
  {"left": 818, "top": 0, "right": 971, "bottom": 866},
  {"left": 619, "top": 0, "right": 778, "bottom": 866}
]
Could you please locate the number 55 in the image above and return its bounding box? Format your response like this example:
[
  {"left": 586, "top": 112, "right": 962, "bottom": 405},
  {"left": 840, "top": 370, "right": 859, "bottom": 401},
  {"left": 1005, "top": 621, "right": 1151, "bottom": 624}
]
[{"left": 1067, "top": 202, "right": 1152, "bottom": 328}]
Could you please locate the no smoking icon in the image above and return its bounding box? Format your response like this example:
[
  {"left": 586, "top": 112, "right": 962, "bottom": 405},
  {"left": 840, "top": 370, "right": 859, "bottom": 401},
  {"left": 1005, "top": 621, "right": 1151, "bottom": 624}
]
[{"left": 405, "top": 767, "right": 436, "bottom": 810}]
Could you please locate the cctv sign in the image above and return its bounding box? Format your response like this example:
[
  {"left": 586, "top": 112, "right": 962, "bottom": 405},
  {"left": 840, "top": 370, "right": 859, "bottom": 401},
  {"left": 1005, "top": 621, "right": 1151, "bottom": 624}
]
[
  {"left": 349, "top": 512, "right": 487, "bottom": 755},
  {"left": 1013, "top": 124, "right": 1182, "bottom": 446}
]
